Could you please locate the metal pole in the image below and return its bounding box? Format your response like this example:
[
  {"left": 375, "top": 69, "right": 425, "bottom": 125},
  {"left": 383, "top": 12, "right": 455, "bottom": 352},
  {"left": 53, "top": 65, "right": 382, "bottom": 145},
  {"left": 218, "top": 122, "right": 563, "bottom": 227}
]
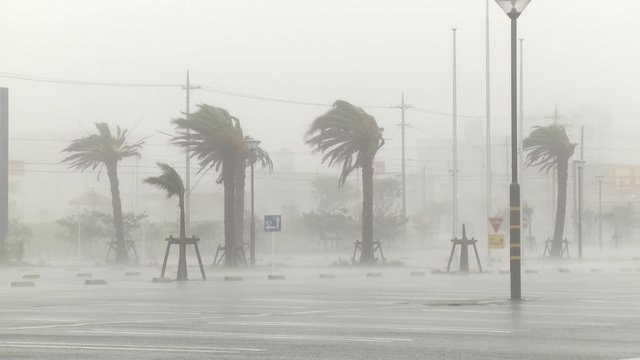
[
  {"left": 0, "top": 88, "right": 8, "bottom": 263},
  {"left": 250, "top": 163, "right": 256, "bottom": 267},
  {"left": 573, "top": 161, "right": 577, "bottom": 244},
  {"left": 519, "top": 38, "right": 524, "bottom": 229},
  {"left": 185, "top": 71, "right": 192, "bottom": 233},
  {"left": 508, "top": 14, "right": 521, "bottom": 301},
  {"left": 271, "top": 232, "right": 275, "bottom": 269},
  {"left": 77, "top": 205, "right": 81, "bottom": 258},
  {"left": 452, "top": 28, "right": 458, "bottom": 239},
  {"left": 485, "top": 0, "right": 493, "bottom": 260},
  {"left": 578, "top": 126, "right": 585, "bottom": 259},
  {"left": 578, "top": 162, "right": 583, "bottom": 259},
  {"left": 598, "top": 176, "right": 603, "bottom": 250},
  {"left": 401, "top": 92, "right": 406, "bottom": 221},
  {"left": 422, "top": 166, "right": 426, "bottom": 211},
  {"left": 182, "top": 71, "right": 201, "bottom": 232}
]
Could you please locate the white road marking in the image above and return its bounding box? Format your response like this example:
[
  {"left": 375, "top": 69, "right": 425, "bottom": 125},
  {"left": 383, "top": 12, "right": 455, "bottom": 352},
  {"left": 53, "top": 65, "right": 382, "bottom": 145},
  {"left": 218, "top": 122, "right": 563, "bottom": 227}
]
[
  {"left": 0, "top": 341, "right": 263, "bottom": 354},
  {"left": 6, "top": 323, "right": 92, "bottom": 330},
  {"left": 71, "top": 329, "right": 411, "bottom": 343},
  {"left": 419, "top": 307, "right": 640, "bottom": 319},
  {"left": 325, "top": 314, "right": 615, "bottom": 327},
  {"left": 207, "top": 320, "right": 519, "bottom": 334}
]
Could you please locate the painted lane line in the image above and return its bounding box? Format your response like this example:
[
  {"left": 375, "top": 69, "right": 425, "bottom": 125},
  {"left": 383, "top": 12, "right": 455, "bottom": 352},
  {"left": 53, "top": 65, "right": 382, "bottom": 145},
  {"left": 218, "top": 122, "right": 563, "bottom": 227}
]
[
  {"left": 0, "top": 341, "right": 262, "bottom": 354},
  {"left": 419, "top": 307, "right": 640, "bottom": 319},
  {"left": 206, "top": 320, "right": 519, "bottom": 334},
  {"left": 6, "top": 323, "right": 92, "bottom": 330},
  {"left": 324, "top": 314, "right": 616, "bottom": 327},
  {"left": 70, "top": 329, "right": 411, "bottom": 343}
]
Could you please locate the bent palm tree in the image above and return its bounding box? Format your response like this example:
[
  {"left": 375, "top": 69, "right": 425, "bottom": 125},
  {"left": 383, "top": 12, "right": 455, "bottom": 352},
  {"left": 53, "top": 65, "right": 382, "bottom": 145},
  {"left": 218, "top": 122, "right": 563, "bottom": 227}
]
[
  {"left": 173, "top": 104, "right": 244, "bottom": 267},
  {"left": 234, "top": 139, "right": 273, "bottom": 261},
  {"left": 144, "top": 163, "right": 188, "bottom": 280},
  {"left": 523, "top": 124, "right": 576, "bottom": 258},
  {"left": 306, "top": 100, "right": 384, "bottom": 264},
  {"left": 62, "top": 123, "right": 143, "bottom": 264}
]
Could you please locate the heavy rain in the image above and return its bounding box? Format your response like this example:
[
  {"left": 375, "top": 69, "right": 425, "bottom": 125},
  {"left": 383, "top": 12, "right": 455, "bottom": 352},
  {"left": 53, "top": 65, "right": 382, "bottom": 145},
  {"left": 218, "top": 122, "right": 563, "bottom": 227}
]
[{"left": 0, "top": 1, "right": 639, "bottom": 359}]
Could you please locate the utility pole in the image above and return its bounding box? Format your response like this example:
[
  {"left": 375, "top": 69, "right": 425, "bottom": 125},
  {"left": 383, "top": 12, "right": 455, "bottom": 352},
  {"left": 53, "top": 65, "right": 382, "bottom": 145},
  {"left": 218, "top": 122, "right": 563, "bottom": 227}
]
[
  {"left": 578, "top": 126, "right": 585, "bottom": 259},
  {"left": 452, "top": 28, "right": 459, "bottom": 239},
  {"left": 485, "top": 0, "right": 493, "bottom": 260},
  {"left": 597, "top": 175, "right": 603, "bottom": 250},
  {"left": 401, "top": 92, "right": 407, "bottom": 221},
  {"left": 183, "top": 70, "right": 200, "bottom": 233},
  {"left": 422, "top": 166, "right": 426, "bottom": 212},
  {"left": 546, "top": 104, "right": 566, "bottom": 226},
  {"left": 0, "top": 88, "right": 8, "bottom": 263},
  {"left": 392, "top": 92, "right": 412, "bottom": 221}
]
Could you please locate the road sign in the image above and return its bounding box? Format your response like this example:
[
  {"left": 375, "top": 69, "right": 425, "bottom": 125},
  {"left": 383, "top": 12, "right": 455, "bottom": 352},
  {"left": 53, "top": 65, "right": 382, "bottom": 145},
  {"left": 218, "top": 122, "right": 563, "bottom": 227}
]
[
  {"left": 264, "top": 215, "right": 281, "bottom": 232},
  {"left": 488, "top": 234, "right": 505, "bottom": 249},
  {"left": 489, "top": 217, "right": 503, "bottom": 233}
]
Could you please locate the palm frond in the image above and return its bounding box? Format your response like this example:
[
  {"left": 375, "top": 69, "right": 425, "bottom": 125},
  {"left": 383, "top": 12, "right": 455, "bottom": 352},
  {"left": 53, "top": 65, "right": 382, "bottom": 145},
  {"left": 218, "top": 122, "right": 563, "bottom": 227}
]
[
  {"left": 523, "top": 124, "right": 576, "bottom": 173},
  {"left": 143, "top": 163, "right": 184, "bottom": 199},
  {"left": 62, "top": 122, "right": 144, "bottom": 172},
  {"left": 306, "top": 100, "right": 384, "bottom": 185},
  {"left": 172, "top": 104, "right": 244, "bottom": 184}
]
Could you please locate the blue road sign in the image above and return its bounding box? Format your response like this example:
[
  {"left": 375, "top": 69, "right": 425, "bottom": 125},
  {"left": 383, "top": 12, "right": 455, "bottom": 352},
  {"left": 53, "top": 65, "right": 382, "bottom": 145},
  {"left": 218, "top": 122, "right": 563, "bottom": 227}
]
[{"left": 264, "top": 215, "right": 281, "bottom": 232}]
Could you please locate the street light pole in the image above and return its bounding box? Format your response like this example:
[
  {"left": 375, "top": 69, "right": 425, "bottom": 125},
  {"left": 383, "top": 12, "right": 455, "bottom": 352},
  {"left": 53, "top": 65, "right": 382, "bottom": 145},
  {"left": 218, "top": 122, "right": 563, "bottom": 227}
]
[
  {"left": 509, "top": 11, "right": 521, "bottom": 301},
  {"left": 250, "top": 161, "right": 256, "bottom": 266},
  {"left": 577, "top": 161, "right": 584, "bottom": 259},
  {"left": 495, "top": 0, "right": 531, "bottom": 301},
  {"left": 245, "top": 137, "right": 261, "bottom": 267},
  {"left": 183, "top": 70, "right": 201, "bottom": 233},
  {"left": 452, "top": 28, "right": 459, "bottom": 239},
  {"left": 597, "top": 176, "right": 603, "bottom": 250},
  {"left": 485, "top": 0, "right": 493, "bottom": 261}
]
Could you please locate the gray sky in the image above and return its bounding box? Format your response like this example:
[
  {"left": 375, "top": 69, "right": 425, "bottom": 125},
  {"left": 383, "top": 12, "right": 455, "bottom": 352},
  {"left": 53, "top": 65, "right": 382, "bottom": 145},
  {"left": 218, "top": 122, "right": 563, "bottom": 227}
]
[{"left": 2, "top": 0, "right": 639, "bottom": 168}]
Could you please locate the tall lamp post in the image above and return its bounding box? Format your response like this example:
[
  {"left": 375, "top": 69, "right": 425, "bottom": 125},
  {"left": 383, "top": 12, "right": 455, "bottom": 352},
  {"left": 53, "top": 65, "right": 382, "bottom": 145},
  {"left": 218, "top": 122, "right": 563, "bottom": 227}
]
[
  {"left": 245, "top": 137, "right": 261, "bottom": 267},
  {"left": 495, "top": 0, "right": 531, "bottom": 301}
]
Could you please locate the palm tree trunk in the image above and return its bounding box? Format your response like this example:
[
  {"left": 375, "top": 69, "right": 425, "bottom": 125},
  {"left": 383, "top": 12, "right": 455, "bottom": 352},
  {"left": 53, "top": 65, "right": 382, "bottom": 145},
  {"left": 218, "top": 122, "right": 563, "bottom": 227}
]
[
  {"left": 177, "top": 194, "right": 187, "bottom": 280},
  {"left": 234, "top": 160, "right": 246, "bottom": 265},
  {"left": 223, "top": 158, "right": 236, "bottom": 267},
  {"left": 106, "top": 163, "right": 127, "bottom": 264},
  {"left": 360, "top": 162, "right": 375, "bottom": 264},
  {"left": 551, "top": 159, "right": 569, "bottom": 258}
]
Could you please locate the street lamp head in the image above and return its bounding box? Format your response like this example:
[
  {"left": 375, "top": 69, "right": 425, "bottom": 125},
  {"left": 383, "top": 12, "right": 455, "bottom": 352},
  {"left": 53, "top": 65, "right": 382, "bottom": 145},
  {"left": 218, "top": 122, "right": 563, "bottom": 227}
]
[
  {"left": 495, "top": 0, "right": 531, "bottom": 18},
  {"left": 244, "top": 137, "right": 261, "bottom": 150}
]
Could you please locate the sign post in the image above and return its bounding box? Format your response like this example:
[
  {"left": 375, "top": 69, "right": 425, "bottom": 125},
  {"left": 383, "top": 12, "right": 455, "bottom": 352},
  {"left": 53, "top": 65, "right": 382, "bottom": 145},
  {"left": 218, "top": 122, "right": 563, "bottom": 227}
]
[
  {"left": 264, "top": 215, "right": 281, "bottom": 268},
  {"left": 488, "top": 217, "right": 505, "bottom": 250}
]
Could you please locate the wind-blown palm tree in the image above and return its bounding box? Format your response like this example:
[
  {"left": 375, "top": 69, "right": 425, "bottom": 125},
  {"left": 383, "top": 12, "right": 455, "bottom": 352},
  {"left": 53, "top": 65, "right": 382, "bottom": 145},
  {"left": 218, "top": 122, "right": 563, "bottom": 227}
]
[
  {"left": 62, "top": 123, "right": 143, "bottom": 264},
  {"left": 144, "top": 163, "right": 188, "bottom": 280},
  {"left": 306, "top": 100, "right": 384, "bottom": 264},
  {"left": 523, "top": 124, "right": 576, "bottom": 258},
  {"left": 173, "top": 104, "right": 244, "bottom": 267},
  {"left": 234, "top": 138, "right": 273, "bottom": 261}
]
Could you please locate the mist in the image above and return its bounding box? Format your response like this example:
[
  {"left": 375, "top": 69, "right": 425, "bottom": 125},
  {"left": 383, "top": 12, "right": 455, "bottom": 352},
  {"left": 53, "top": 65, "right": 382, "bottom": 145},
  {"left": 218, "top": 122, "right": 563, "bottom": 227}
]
[{"left": 1, "top": 1, "right": 639, "bottom": 359}]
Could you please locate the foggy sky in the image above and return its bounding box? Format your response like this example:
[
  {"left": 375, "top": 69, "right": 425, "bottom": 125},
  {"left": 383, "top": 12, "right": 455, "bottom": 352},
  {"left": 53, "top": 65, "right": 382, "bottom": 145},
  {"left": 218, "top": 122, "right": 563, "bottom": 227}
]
[{"left": 1, "top": 0, "right": 640, "bottom": 171}]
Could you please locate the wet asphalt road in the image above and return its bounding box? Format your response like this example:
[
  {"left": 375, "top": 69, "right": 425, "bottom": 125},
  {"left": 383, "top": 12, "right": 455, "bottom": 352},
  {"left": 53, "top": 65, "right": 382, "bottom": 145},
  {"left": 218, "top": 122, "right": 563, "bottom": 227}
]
[{"left": 1, "top": 263, "right": 639, "bottom": 359}]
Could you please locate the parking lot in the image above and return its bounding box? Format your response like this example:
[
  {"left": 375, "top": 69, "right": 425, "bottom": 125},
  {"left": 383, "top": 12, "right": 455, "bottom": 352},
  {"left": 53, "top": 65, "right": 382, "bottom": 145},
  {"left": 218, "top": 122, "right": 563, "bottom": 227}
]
[{"left": 1, "top": 261, "right": 640, "bottom": 359}]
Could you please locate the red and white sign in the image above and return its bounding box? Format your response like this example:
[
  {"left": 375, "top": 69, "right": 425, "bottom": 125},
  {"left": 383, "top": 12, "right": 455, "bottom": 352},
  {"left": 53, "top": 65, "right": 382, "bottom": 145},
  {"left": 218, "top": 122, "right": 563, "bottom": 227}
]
[
  {"left": 489, "top": 217, "right": 503, "bottom": 233},
  {"left": 373, "top": 161, "right": 385, "bottom": 174}
]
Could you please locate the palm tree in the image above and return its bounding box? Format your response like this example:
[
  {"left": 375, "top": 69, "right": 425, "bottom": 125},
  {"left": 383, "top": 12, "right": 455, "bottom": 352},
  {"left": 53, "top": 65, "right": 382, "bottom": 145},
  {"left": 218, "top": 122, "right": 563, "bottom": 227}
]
[
  {"left": 173, "top": 104, "right": 244, "bottom": 267},
  {"left": 523, "top": 124, "right": 576, "bottom": 258},
  {"left": 62, "top": 123, "right": 143, "bottom": 264},
  {"left": 234, "top": 138, "right": 273, "bottom": 263},
  {"left": 306, "top": 100, "right": 384, "bottom": 264},
  {"left": 144, "top": 163, "right": 188, "bottom": 280}
]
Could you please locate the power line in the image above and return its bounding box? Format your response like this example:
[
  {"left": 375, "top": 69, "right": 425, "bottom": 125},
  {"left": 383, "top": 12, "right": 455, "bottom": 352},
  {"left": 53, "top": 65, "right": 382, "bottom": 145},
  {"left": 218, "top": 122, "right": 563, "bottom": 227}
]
[
  {"left": 1, "top": 71, "right": 506, "bottom": 119},
  {"left": 199, "top": 86, "right": 332, "bottom": 107},
  {"left": 0, "top": 72, "right": 182, "bottom": 88}
]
